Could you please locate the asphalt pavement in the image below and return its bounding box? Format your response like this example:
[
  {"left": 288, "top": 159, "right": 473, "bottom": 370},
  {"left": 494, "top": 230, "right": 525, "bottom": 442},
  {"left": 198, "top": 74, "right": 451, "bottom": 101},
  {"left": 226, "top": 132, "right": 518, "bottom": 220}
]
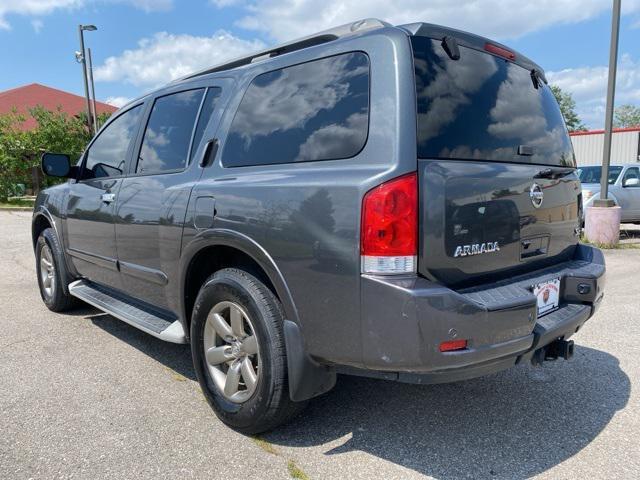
[{"left": 1, "top": 210, "right": 638, "bottom": 479}]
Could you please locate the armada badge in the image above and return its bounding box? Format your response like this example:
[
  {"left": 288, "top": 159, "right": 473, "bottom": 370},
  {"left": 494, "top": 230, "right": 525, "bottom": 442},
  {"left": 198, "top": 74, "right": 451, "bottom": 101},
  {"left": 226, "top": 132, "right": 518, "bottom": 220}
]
[{"left": 454, "top": 242, "right": 500, "bottom": 258}]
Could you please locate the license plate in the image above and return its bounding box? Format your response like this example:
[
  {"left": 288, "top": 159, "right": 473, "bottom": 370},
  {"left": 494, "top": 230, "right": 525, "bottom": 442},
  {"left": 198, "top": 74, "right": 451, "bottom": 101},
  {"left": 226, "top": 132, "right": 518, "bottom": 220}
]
[{"left": 533, "top": 277, "right": 561, "bottom": 317}]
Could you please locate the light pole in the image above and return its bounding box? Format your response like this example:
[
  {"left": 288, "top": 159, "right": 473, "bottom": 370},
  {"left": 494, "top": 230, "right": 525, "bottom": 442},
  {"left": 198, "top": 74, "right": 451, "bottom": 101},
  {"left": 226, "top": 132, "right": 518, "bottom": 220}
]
[
  {"left": 77, "top": 24, "right": 97, "bottom": 134},
  {"left": 584, "top": 0, "right": 623, "bottom": 246},
  {"left": 595, "top": 0, "right": 621, "bottom": 207},
  {"left": 87, "top": 48, "right": 99, "bottom": 133}
]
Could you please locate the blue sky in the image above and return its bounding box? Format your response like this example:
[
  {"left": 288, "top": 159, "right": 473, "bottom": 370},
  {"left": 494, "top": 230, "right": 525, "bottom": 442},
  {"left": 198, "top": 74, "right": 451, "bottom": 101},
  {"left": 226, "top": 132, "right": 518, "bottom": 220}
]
[{"left": 1, "top": 0, "right": 639, "bottom": 128}]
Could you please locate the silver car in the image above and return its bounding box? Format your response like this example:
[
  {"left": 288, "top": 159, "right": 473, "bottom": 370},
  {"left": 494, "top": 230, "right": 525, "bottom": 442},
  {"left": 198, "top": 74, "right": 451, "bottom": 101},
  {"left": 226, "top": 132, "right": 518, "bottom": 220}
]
[{"left": 579, "top": 165, "right": 640, "bottom": 223}]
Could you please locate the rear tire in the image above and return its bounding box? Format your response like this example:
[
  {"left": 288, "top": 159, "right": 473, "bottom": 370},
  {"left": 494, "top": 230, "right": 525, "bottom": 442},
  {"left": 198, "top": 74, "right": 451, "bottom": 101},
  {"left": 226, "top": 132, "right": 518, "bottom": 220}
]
[
  {"left": 36, "top": 228, "right": 77, "bottom": 312},
  {"left": 190, "top": 268, "right": 305, "bottom": 434}
]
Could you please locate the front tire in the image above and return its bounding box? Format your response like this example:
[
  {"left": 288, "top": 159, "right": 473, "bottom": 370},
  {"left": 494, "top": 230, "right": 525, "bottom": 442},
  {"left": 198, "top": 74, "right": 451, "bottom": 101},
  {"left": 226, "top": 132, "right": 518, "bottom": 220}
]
[
  {"left": 191, "top": 268, "right": 304, "bottom": 434},
  {"left": 36, "top": 228, "right": 77, "bottom": 312}
]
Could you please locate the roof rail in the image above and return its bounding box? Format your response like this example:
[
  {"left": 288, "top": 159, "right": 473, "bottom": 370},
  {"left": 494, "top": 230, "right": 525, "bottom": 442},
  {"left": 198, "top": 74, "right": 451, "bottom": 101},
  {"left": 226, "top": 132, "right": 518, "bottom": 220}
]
[{"left": 173, "top": 18, "right": 390, "bottom": 83}]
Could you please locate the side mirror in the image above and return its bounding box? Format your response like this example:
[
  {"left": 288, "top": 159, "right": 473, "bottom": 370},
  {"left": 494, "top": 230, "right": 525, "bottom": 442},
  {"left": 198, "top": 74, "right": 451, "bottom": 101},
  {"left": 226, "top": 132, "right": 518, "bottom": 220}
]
[
  {"left": 41, "top": 153, "right": 71, "bottom": 178},
  {"left": 623, "top": 177, "right": 640, "bottom": 187}
]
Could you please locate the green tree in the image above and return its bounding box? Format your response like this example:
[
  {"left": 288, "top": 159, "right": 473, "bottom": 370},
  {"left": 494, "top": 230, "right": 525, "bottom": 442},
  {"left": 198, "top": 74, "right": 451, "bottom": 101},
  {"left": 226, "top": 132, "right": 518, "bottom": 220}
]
[
  {"left": 0, "top": 106, "right": 110, "bottom": 200},
  {"left": 550, "top": 85, "right": 586, "bottom": 132},
  {"left": 0, "top": 110, "right": 31, "bottom": 200},
  {"left": 613, "top": 104, "right": 640, "bottom": 128}
]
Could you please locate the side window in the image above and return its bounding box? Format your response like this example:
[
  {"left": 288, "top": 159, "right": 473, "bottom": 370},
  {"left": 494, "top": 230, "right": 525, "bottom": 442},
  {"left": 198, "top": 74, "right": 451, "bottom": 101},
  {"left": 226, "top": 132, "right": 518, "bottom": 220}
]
[
  {"left": 137, "top": 89, "right": 205, "bottom": 174},
  {"left": 623, "top": 167, "right": 640, "bottom": 185},
  {"left": 190, "top": 87, "right": 222, "bottom": 161},
  {"left": 222, "top": 52, "right": 370, "bottom": 168},
  {"left": 83, "top": 105, "right": 142, "bottom": 179}
]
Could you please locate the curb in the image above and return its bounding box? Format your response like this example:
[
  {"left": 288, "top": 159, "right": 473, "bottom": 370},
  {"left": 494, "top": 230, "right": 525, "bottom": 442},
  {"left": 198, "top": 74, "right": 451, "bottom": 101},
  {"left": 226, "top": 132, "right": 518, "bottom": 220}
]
[{"left": 0, "top": 207, "right": 33, "bottom": 212}]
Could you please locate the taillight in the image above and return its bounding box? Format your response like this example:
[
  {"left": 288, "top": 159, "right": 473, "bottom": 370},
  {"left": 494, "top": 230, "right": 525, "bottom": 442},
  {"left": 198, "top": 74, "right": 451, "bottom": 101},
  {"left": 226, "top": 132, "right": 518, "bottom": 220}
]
[
  {"left": 484, "top": 42, "right": 515, "bottom": 61},
  {"left": 361, "top": 172, "right": 417, "bottom": 274}
]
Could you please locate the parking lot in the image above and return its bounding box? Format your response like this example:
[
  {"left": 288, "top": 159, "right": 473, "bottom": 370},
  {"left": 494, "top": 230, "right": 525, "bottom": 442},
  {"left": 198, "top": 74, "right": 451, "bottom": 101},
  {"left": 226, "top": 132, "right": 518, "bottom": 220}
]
[{"left": 1, "top": 210, "right": 638, "bottom": 479}]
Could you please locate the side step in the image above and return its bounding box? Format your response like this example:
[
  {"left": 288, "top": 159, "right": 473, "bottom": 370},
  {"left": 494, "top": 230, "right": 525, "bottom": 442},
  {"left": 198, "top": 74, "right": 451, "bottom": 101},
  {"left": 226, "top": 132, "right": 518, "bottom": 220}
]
[{"left": 68, "top": 279, "right": 187, "bottom": 344}]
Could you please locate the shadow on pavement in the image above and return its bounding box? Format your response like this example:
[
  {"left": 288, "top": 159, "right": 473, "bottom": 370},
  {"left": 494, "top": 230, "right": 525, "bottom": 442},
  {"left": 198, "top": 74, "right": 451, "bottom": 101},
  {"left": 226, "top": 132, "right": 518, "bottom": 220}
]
[
  {"left": 84, "top": 310, "right": 629, "bottom": 479},
  {"left": 267, "top": 346, "right": 629, "bottom": 479},
  {"left": 87, "top": 310, "right": 195, "bottom": 381}
]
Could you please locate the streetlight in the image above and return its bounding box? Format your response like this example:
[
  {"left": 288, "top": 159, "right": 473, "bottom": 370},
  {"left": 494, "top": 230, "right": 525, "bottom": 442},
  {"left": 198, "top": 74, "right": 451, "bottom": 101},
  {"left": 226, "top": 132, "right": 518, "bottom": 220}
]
[{"left": 77, "top": 24, "right": 97, "bottom": 134}]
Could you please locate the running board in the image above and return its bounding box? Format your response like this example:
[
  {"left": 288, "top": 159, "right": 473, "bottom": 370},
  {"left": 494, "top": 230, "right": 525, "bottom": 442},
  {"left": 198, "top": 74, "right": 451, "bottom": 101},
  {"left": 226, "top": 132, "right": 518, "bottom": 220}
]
[{"left": 68, "top": 279, "right": 187, "bottom": 344}]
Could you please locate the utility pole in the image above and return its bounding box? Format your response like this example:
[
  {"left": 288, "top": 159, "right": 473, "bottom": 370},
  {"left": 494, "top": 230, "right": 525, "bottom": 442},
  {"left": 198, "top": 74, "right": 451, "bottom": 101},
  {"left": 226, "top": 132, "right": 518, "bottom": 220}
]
[
  {"left": 77, "top": 24, "right": 97, "bottom": 134},
  {"left": 595, "top": 0, "right": 621, "bottom": 207},
  {"left": 87, "top": 48, "right": 98, "bottom": 134}
]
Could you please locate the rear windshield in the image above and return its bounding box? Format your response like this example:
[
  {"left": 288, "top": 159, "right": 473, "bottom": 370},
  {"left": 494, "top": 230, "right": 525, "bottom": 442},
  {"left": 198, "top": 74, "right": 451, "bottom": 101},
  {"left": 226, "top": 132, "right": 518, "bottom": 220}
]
[
  {"left": 412, "top": 37, "right": 575, "bottom": 167},
  {"left": 577, "top": 166, "right": 623, "bottom": 184}
]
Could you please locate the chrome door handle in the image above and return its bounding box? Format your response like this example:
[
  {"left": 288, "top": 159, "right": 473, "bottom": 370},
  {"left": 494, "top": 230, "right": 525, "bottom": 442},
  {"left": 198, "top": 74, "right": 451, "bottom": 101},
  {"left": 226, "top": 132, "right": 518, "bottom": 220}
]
[{"left": 101, "top": 193, "right": 116, "bottom": 204}]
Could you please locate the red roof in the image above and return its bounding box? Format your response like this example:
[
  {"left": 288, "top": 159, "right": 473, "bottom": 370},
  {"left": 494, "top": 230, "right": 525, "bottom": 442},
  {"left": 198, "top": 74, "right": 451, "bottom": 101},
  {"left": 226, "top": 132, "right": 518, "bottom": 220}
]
[
  {"left": 0, "top": 83, "right": 117, "bottom": 131},
  {"left": 569, "top": 126, "right": 640, "bottom": 136}
]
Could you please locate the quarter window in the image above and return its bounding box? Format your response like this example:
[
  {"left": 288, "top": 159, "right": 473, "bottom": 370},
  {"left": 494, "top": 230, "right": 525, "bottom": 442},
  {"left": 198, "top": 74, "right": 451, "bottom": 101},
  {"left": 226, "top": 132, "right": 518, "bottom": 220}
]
[
  {"left": 190, "top": 87, "right": 222, "bottom": 161},
  {"left": 137, "top": 89, "right": 205, "bottom": 174},
  {"left": 83, "top": 105, "right": 142, "bottom": 179},
  {"left": 222, "top": 52, "right": 370, "bottom": 168}
]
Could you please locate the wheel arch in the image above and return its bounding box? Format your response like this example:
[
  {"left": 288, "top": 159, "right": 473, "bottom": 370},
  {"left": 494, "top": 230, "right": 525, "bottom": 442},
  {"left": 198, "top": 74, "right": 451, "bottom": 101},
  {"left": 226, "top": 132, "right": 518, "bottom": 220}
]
[
  {"left": 180, "top": 229, "right": 300, "bottom": 337},
  {"left": 32, "top": 210, "right": 54, "bottom": 249},
  {"left": 180, "top": 229, "right": 336, "bottom": 401}
]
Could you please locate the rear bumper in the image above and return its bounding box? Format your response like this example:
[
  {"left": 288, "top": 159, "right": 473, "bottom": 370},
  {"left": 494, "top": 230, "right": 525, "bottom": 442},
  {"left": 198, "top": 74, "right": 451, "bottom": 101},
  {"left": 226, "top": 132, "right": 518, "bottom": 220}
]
[{"left": 353, "top": 244, "right": 605, "bottom": 383}]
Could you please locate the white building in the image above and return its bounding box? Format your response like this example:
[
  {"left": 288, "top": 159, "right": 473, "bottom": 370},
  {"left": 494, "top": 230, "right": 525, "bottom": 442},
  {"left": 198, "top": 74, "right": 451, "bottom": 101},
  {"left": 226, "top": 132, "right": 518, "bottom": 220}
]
[{"left": 570, "top": 127, "right": 640, "bottom": 166}]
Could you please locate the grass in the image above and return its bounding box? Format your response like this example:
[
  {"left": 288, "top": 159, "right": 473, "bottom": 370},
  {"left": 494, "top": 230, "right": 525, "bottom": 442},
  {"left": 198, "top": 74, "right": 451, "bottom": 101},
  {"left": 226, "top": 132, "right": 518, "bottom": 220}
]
[
  {"left": 0, "top": 197, "right": 35, "bottom": 209},
  {"left": 252, "top": 437, "right": 310, "bottom": 479},
  {"left": 252, "top": 436, "right": 279, "bottom": 455},
  {"left": 287, "top": 460, "right": 310, "bottom": 480},
  {"left": 580, "top": 236, "right": 640, "bottom": 250}
]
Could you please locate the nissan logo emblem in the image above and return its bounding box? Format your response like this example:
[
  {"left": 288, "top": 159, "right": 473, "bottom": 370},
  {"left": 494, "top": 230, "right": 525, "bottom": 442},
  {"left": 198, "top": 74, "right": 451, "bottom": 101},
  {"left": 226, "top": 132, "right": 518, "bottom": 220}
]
[{"left": 530, "top": 183, "right": 544, "bottom": 208}]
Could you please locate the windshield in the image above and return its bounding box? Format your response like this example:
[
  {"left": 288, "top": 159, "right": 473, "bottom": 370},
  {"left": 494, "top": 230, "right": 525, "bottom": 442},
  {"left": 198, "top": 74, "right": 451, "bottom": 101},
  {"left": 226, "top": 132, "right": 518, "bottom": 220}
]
[
  {"left": 577, "top": 166, "right": 622, "bottom": 184},
  {"left": 412, "top": 37, "right": 575, "bottom": 167}
]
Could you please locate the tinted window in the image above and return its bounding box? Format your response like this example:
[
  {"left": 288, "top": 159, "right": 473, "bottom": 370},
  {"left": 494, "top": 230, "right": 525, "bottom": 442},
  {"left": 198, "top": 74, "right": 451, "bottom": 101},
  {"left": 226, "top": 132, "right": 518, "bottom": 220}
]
[
  {"left": 412, "top": 37, "right": 575, "bottom": 167},
  {"left": 84, "top": 105, "right": 142, "bottom": 179},
  {"left": 190, "top": 87, "right": 222, "bottom": 161},
  {"left": 222, "top": 52, "right": 369, "bottom": 168},
  {"left": 577, "top": 166, "right": 623, "bottom": 184},
  {"left": 137, "top": 89, "right": 204, "bottom": 174}
]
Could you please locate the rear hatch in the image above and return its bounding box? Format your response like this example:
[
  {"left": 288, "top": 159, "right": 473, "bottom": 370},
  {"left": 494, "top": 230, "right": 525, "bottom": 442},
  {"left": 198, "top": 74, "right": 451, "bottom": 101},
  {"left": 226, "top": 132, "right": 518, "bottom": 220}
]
[{"left": 411, "top": 34, "right": 581, "bottom": 288}]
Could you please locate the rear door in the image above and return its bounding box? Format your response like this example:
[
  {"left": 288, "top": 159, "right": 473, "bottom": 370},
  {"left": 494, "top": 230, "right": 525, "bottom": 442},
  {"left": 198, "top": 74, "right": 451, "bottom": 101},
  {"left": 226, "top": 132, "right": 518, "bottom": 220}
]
[
  {"left": 114, "top": 81, "right": 230, "bottom": 310},
  {"left": 411, "top": 36, "right": 580, "bottom": 287},
  {"left": 616, "top": 166, "right": 640, "bottom": 221},
  {"left": 65, "top": 104, "right": 144, "bottom": 289}
]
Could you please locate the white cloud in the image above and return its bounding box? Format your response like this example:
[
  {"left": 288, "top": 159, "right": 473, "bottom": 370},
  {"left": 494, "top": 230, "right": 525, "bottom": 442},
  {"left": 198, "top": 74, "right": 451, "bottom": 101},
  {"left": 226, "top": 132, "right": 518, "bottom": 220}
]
[
  {"left": 94, "top": 30, "right": 265, "bottom": 88},
  {"left": 104, "top": 96, "right": 131, "bottom": 107},
  {"left": 122, "top": 0, "right": 172, "bottom": 12},
  {"left": 0, "top": 0, "right": 81, "bottom": 29},
  {"left": 227, "top": 0, "right": 640, "bottom": 42},
  {"left": 548, "top": 54, "right": 640, "bottom": 128},
  {"left": 210, "top": 0, "right": 241, "bottom": 7},
  {"left": 31, "top": 18, "right": 43, "bottom": 33},
  {"left": 0, "top": 0, "right": 173, "bottom": 29}
]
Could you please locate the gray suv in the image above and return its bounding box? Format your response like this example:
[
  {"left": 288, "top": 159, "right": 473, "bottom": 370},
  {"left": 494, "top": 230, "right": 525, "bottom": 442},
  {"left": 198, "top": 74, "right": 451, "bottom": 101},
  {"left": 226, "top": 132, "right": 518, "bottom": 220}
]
[{"left": 34, "top": 19, "right": 606, "bottom": 433}]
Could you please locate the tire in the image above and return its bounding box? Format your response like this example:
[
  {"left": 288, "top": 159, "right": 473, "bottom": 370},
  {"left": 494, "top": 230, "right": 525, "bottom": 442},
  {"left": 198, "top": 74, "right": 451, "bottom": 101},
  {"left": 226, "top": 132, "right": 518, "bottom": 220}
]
[
  {"left": 36, "top": 228, "right": 77, "bottom": 312},
  {"left": 191, "top": 268, "right": 305, "bottom": 434}
]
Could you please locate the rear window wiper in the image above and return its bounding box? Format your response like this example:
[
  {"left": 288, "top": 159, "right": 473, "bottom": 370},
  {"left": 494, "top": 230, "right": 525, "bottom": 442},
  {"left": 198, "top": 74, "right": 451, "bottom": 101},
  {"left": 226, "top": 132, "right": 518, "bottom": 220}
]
[
  {"left": 534, "top": 167, "right": 574, "bottom": 179},
  {"left": 530, "top": 68, "right": 547, "bottom": 90},
  {"left": 441, "top": 36, "right": 460, "bottom": 60}
]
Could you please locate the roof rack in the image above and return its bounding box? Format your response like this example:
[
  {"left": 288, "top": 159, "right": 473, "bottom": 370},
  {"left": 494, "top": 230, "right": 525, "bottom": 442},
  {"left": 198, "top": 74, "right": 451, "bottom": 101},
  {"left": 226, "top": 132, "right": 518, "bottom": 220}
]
[{"left": 173, "top": 18, "right": 390, "bottom": 83}]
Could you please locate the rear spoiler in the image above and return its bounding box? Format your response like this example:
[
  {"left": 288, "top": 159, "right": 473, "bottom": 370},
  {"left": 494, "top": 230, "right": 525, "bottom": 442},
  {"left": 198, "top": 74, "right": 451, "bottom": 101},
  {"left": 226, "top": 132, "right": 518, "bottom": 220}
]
[{"left": 398, "top": 22, "right": 547, "bottom": 82}]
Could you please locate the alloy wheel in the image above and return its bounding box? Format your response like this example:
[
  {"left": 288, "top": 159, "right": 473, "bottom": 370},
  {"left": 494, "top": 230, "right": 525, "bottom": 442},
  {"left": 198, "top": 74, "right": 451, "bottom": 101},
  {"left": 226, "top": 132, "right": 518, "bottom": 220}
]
[
  {"left": 39, "top": 244, "right": 56, "bottom": 299},
  {"left": 203, "top": 301, "right": 260, "bottom": 403}
]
